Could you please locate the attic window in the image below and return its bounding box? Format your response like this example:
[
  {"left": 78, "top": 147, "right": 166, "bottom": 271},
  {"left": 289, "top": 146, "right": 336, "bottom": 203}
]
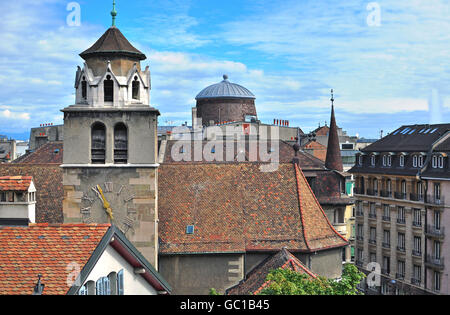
[
  {"left": 104, "top": 75, "right": 114, "bottom": 102},
  {"left": 132, "top": 76, "right": 140, "bottom": 100},
  {"left": 186, "top": 225, "right": 195, "bottom": 235}
]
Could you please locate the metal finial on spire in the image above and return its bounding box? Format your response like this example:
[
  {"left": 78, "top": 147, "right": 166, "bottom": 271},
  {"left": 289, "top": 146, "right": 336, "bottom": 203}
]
[
  {"left": 330, "top": 89, "right": 334, "bottom": 106},
  {"left": 111, "top": 0, "right": 117, "bottom": 27}
]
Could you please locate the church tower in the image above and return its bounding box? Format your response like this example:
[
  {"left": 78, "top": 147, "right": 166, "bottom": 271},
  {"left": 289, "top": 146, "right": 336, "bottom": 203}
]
[{"left": 61, "top": 2, "right": 160, "bottom": 267}]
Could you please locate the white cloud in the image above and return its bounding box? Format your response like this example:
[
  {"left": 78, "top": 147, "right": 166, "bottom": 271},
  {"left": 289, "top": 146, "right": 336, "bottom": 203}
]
[{"left": 1, "top": 109, "right": 30, "bottom": 120}]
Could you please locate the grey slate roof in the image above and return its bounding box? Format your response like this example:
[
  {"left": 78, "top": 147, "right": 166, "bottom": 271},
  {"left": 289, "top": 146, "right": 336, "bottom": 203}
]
[
  {"left": 195, "top": 75, "right": 255, "bottom": 100},
  {"left": 362, "top": 124, "right": 450, "bottom": 153}
]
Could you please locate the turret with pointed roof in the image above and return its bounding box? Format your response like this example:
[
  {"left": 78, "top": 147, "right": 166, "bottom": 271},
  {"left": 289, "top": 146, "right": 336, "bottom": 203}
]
[{"left": 325, "top": 90, "right": 344, "bottom": 172}]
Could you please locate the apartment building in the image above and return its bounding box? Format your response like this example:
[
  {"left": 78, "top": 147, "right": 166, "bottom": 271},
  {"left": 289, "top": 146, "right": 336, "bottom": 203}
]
[{"left": 350, "top": 123, "right": 450, "bottom": 295}]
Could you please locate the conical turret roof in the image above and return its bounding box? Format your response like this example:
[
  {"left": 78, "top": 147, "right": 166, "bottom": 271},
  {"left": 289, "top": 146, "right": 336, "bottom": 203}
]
[
  {"left": 79, "top": 27, "right": 146, "bottom": 61},
  {"left": 325, "top": 99, "right": 344, "bottom": 172}
]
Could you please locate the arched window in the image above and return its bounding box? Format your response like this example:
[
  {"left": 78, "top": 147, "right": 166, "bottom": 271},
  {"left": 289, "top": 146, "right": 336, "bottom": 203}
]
[
  {"left": 399, "top": 155, "right": 405, "bottom": 167},
  {"left": 413, "top": 155, "right": 418, "bottom": 167},
  {"left": 81, "top": 76, "right": 87, "bottom": 100},
  {"left": 370, "top": 155, "right": 376, "bottom": 166},
  {"left": 114, "top": 123, "right": 128, "bottom": 164},
  {"left": 104, "top": 75, "right": 114, "bottom": 102},
  {"left": 91, "top": 123, "right": 106, "bottom": 164},
  {"left": 132, "top": 76, "right": 140, "bottom": 100},
  {"left": 432, "top": 156, "right": 438, "bottom": 168},
  {"left": 438, "top": 155, "right": 444, "bottom": 168}
]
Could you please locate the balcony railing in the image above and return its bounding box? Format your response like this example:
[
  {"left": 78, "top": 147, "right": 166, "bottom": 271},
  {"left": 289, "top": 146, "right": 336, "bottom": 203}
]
[
  {"left": 369, "top": 239, "right": 377, "bottom": 245},
  {"left": 410, "top": 193, "right": 424, "bottom": 202},
  {"left": 397, "top": 218, "right": 406, "bottom": 225},
  {"left": 356, "top": 236, "right": 364, "bottom": 241},
  {"left": 380, "top": 190, "right": 393, "bottom": 198},
  {"left": 367, "top": 189, "right": 378, "bottom": 196},
  {"left": 425, "top": 195, "right": 445, "bottom": 206},
  {"left": 356, "top": 210, "right": 364, "bottom": 217},
  {"left": 394, "top": 192, "right": 407, "bottom": 200},
  {"left": 425, "top": 225, "right": 445, "bottom": 238},
  {"left": 397, "top": 246, "right": 406, "bottom": 253},
  {"left": 354, "top": 187, "right": 365, "bottom": 195},
  {"left": 412, "top": 250, "right": 422, "bottom": 257},
  {"left": 411, "top": 278, "right": 421, "bottom": 286},
  {"left": 396, "top": 273, "right": 405, "bottom": 280},
  {"left": 381, "top": 268, "right": 390, "bottom": 275},
  {"left": 355, "top": 260, "right": 363, "bottom": 267},
  {"left": 426, "top": 255, "right": 445, "bottom": 269},
  {"left": 382, "top": 242, "right": 391, "bottom": 249},
  {"left": 412, "top": 221, "right": 422, "bottom": 228},
  {"left": 369, "top": 213, "right": 377, "bottom": 219}
]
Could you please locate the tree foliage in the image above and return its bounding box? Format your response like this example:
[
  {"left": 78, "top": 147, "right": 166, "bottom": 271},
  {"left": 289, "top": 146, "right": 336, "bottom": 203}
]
[{"left": 258, "top": 263, "right": 365, "bottom": 295}]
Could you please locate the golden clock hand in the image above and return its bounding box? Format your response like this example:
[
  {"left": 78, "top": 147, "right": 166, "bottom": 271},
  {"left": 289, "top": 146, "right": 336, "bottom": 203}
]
[{"left": 96, "top": 185, "right": 114, "bottom": 220}]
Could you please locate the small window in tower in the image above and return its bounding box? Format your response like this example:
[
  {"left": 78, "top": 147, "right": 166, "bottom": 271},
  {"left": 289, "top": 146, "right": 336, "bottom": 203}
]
[
  {"left": 104, "top": 75, "right": 114, "bottom": 102},
  {"left": 82, "top": 77, "right": 87, "bottom": 100},
  {"left": 132, "top": 76, "right": 140, "bottom": 100},
  {"left": 91, "top": 122, "right": 106, "bottom": 164},
  {"left": 186, "top": 225, "right": 195, "bottom": 235},
  {"left": 114, "top": 123, "right": 128, "bottom": 164}
]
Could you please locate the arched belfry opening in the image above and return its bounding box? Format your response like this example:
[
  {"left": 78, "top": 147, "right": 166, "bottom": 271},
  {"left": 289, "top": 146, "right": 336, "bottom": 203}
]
[
  {"left": 114, "top": 123, "right": 128, "bottom": 164},
  {"left": 91, "top": 123, "right": 106, "bottom": 164}
]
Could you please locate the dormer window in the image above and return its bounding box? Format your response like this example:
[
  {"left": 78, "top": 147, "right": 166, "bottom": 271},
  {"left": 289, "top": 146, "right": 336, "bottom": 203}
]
[
  {"left": 413, "top": 155, "right": 418, "bottom": 168},
  {"left": 81, "top": 76, "right": 87, "bottom": 100},
  {"left": 432, "top": 155, "right": 438, "bottom": 168},
  {"left": 370, "top": 155, "right": 376, "bottom": 166},
  {"left": 418, "top": 155, "right": 424, "bottom": 167},
  {"left": 433, "top": 155, "right": 444, "bottom": 169},
  {"left": 382, "top": 154, "right": 391, "bottom": 167},
  {"left": 439, "top": 155, "right": 444, "bottom": 168},
  {"left": 399, "top": 155, "right": 405, "bottom": 167},
  {"left": 358, "top": 155, "right": 363, "bottom": 166},
  {"left": 132, "top": 76, "right": 140, "bottom": 100},
  {"left": 104, "top": 75, "right": 114, "bottom": 102},
  {"left": 382, "top": 155, "right": 387, "bottom": 166}
]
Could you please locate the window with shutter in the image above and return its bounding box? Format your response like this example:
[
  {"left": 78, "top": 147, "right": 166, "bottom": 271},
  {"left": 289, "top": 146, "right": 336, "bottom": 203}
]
[
  {"left": 114, "top": 123, "right": 128, "bottom": 164},
  {"left": 91, "top": 123, "right": 106, "bottom": 164}
]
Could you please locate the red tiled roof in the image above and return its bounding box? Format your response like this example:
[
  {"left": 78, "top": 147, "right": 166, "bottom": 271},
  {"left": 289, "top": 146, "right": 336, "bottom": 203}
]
[
  {"left": 0, "top": 176, "right": 33, "bottom": 191},
  {"left": 158, "top": 162, "right": 348, "bottom": 255},
  {"left": 0, "top": 165, "right": 63, "bottom": 223},
  {"left": 0, "top": 223, "right": 110, "bottom": 295},
  {"left": 13, "top": 142, "right": 63, "bottom": 164},
  {"left": 226, "top": 248, "right": 317, "bottom": 295}
]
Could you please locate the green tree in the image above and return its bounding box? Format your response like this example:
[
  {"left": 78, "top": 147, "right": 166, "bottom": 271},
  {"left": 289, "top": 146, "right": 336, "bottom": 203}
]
[{"left": 258, "top": 263, "right": 365, "bottom": 295}]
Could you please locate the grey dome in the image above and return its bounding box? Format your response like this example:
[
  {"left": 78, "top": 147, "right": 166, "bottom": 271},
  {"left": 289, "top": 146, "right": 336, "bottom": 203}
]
[{"left": 195, "top": 75, "right": 256, "bottom": 100}]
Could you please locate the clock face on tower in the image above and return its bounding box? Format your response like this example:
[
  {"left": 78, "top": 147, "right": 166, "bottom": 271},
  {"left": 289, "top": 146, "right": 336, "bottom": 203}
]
[{"left": 80, "top": 182, "right": 137, "bottom": 235}]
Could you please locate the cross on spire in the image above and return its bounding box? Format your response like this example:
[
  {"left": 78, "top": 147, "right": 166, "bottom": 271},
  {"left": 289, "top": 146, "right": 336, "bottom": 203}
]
[{"left": 111, "top": 0, "right": 117, "bottom": 27}]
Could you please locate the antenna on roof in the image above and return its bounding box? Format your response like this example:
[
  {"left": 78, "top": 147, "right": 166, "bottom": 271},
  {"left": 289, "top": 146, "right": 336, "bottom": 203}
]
[{"left": 111, "top": 0, "right": 117, "bottom": 27}]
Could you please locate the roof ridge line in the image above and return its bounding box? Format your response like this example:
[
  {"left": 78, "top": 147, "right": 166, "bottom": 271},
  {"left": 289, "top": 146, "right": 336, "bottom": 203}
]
[
  {"left": 295, "top": 163, "right": 348, "bottom": 244},
  {"left": 293, "top": 163, "right": 311, "bottom": 251}
]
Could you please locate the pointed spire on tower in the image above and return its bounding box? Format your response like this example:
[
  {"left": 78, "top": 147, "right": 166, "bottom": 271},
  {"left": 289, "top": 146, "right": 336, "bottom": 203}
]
[
  {"left": 325, "top": 89, "right": 344, "bottom": 172},
  {"left": 111, "top": 0, "right": 117, "bottom": 27}
]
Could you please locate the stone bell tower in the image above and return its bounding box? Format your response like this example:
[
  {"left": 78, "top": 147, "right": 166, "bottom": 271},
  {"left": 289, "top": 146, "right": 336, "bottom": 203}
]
[{"left": 61, "top": 2, "right": 160, "bottom": 267}]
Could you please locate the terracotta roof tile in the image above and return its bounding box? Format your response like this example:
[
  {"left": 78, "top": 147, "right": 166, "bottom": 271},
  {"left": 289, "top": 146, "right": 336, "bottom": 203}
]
[
  {"left": 0, "top": 176, "right": 33, "bottom": 191},
  {"left": 0, "top": 165, "right": 63, "bottom": 223},
  {"left": 0, "top": 223, "right": 110, "bottom": 295},
  {"left": 13, "top": 142, "right": 63, "bottom": 164},
  {"left": 226, "top": 248, "right": 317, "bottom": 295},
  {"left": 158, "top": 162, "right": 348, "bottom": 255}
]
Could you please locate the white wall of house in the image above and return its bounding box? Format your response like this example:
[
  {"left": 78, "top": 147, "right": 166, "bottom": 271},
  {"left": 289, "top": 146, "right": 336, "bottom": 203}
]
[{"left": 83, "top": 245, "right": 158, "bottom": 295}]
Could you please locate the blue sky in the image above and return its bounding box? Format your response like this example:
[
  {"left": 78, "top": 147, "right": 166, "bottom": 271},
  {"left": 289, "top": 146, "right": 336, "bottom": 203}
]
[{"left": 1, "top": 0, "right": 450, "bottom": 140}]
